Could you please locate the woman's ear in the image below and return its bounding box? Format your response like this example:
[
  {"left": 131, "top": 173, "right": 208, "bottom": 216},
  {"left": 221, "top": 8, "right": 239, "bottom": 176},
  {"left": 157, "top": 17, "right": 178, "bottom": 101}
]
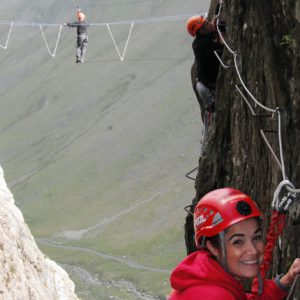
[{"left": 206, "top": 240, "right": 220, "bottom": 258}]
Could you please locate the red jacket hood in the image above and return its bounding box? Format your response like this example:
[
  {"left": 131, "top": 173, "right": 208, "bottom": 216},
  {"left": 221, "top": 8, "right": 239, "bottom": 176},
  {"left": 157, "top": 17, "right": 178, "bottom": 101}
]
[{"left": 170, "top": 250, "right": 247, "bottom": 299}]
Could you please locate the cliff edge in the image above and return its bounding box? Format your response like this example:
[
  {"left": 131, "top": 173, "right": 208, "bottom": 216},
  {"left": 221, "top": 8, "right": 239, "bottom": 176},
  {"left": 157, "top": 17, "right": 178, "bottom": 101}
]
[{"left": 0, "top": 166, "right": 79, "bottom": 299}]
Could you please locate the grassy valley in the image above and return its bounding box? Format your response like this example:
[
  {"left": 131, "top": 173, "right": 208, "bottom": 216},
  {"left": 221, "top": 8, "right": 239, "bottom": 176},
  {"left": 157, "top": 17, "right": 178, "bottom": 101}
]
[{"left": 0, "top": 0, "right": 209, "bottom": 298}]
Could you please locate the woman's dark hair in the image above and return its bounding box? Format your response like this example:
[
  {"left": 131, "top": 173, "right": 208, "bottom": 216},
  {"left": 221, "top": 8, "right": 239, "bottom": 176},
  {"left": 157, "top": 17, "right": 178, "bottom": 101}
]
[{"left": 205, "top": 234, "right": 220, "bottom": 249}]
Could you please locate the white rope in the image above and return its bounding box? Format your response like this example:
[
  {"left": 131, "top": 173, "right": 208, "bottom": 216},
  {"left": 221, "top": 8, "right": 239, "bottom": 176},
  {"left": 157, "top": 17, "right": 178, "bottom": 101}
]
[
  {"left": 214, "top": 50, "right": 230, "bottom": 68},
  {"left": 39, "top": 24, "right": 63, "bottom": 57},
  {"left": 94, "top": 13, "right": 204, "bottom": 26},
  {"left": 0, "top": 13, "right": 207, "bottom": 27},
  {"left": 276, "top": 109, "right": 287, "bottom": 180},
  {"left": 0, "top": 12, "right": 207, "bottom": 59},
  {"left": 235, "top": 84, "right": 257, "bottom": 115},
  {"left": 286, "top": 185, "right": 300, "bottom": 193},
  {"left": 216, "top": 22, "right": 235, "bottom": 55},
  {"left": 0, "top": 21, "right": 13, "bottom": 50},
  {"left": 216, "top": 2, "right": 300, "bottom": 194},
  {"left": 233, "top": 53, "right": 276, "bottom": 113},
  {"left": 106, "top": 22, "right": 134, "bottom": 61},
  {"left": 214, "top": 0, "right": 223, "bottom": 19},
  {"left": 216, "top": 1, "right": 275, "bottom": 113},
  {"left": 276, "top": 110, "right": 300, "bottom": 193},
  {"left": 260, "top": 129, "right": 283, "bottom": 172}
]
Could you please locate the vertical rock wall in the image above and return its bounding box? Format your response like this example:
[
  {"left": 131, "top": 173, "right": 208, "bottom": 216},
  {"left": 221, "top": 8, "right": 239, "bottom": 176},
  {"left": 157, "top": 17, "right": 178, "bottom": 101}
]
[
  {"left": 186, "top": 0, "right": 300, "bottom": 278},
  {"left": 0, "top": 166, "right": 79, "bottom": 300}
]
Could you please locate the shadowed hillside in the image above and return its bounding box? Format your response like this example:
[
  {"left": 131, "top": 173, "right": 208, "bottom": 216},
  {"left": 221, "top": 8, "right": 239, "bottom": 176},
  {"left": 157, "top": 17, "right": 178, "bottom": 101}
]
[{"left": 0, "top": 0, "right": 209, "bottom": 298}]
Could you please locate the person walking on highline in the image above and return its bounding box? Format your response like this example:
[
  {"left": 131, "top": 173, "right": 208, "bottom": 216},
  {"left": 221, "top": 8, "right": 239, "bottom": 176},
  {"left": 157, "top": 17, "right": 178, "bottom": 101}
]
[{"left": 64, "top": 7, "right": 89, "bottom": 63}]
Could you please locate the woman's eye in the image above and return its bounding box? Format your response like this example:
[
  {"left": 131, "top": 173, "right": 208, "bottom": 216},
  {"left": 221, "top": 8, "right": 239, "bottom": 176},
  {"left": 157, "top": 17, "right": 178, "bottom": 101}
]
[
  {"left": 232, "top": 239, "right": 242, "bottom": 246},
  {"left": 254, "top": 235, "right": 262, "bottom": 241}
]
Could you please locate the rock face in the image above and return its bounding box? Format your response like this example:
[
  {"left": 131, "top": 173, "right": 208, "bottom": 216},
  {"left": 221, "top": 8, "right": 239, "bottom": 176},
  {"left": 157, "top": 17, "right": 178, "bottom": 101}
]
[
  {"left": 186, "top": 0, "right": 300, "bottom": 278},
  {"left": 0, "top": 166, "right": 79, "bottom": 300}
]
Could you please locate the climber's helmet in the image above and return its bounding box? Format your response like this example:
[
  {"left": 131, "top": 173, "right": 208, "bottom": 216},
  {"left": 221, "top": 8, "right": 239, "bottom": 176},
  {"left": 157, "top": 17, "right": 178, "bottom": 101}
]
[
  {"left": 186, "top": 15, "right": 206, "bottom": 37},
  {"left": 193, "top": 187, "right": 262, "bottom": 249}
]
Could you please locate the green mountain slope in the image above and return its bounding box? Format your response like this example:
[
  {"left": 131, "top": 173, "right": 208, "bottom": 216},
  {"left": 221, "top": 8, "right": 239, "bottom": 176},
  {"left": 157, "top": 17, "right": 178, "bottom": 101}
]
[{"left": 0, "top": 0, "right": 209, "bottom": 298}]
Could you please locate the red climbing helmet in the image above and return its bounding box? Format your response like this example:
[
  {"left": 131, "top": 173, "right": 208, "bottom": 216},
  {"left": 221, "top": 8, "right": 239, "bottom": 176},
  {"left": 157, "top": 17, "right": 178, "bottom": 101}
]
[
  {"left": 186, "top": 15, "right": 206, "bottom": 37},
  {"left": 194, "top": 188, "right": 262, "bottom": 248},
  {"left": 77, "top": 12, "right": 86, "bottom": 21}
]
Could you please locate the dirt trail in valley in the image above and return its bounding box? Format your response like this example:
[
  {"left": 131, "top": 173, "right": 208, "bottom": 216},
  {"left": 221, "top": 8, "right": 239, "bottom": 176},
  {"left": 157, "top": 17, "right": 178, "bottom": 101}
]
[{"left": 38, "top": 239, "right": 170, "bottom": 274}]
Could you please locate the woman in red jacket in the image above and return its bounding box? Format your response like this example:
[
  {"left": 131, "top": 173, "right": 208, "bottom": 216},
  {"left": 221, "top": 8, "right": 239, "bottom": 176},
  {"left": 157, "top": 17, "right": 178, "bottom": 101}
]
[{"left": 169, "top": 188, "right": 300, "bottom": 299}]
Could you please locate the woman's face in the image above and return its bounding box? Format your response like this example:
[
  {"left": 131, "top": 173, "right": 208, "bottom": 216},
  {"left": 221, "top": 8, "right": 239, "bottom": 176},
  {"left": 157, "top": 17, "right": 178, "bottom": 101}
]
[{"left": 224, "top": 218, "right": 264, "bottom": 280}]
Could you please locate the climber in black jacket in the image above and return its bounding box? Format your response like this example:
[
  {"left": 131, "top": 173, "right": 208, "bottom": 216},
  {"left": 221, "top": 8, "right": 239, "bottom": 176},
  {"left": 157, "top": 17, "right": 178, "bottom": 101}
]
[
  {"left": 64, "top": 8, "right": 89, "bottom": 63},
  {"left": 187, "top": 14, "right": 224, "bottom": 133}
]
